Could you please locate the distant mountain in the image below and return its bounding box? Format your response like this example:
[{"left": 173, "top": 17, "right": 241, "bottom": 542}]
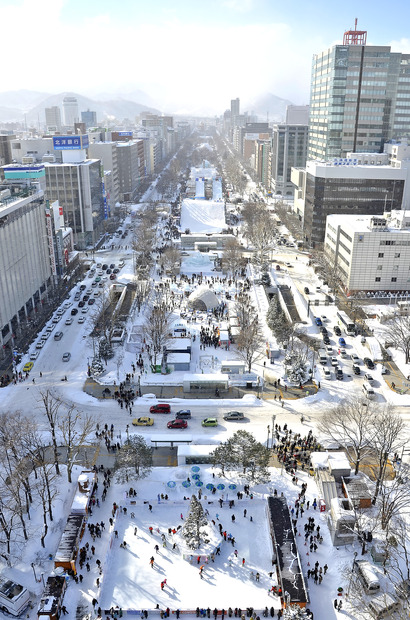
[
  {"left": 0, "top": 89, "right": 51, "bottom": 112},
  {"left": 244, "top": 93, "right": 294, "bottom": 122},
  {"left": 0, "top": 90, "right": 160, "bottom": 124}
]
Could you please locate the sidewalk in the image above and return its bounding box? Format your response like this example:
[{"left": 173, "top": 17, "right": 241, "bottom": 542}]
[{"left": 83, "top": 377, "right": 318, "bottom": 401}]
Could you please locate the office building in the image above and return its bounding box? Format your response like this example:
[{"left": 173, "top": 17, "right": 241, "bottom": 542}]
[
  {"left": 324, "top": 210, "right": 410, "bottom": 293},
  {"left": 292, "top": 158, "right": 406, "bottom": 247},
  {"left": 0, "top": 134, "right": 15, "bottom": 166},
  {"left": 10, "top": 137, "right": 60, "bottom": 164},
  {"left": 0, "top": 166, "right": 52, "bottom": 352},
  {"left": 116, "top": 140, "right": 145, "bottom": 201},
  {"left": 62, "top": 96, "right": 79, "bottom": 127},
  {"left": 81, "top": 109, "right": 97, "bottom": 129},
  {"left": 88, "top": 141, "right": 120, "bottom": 206},
  {"left": 271, "top": 106, "right": 309, "bottom": 196},
  {"left": 308, "top": 22, "right": 410, "bottom": 160},
  {"left": 45, "top": 106, "right": 62, "bottom": 132}
]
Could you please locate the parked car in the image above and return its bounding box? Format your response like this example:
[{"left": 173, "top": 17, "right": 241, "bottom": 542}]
[
  {"left": 334, "top": 326, "right": 341, "bottom": 336},
  {"left": 71, "top": 308, "right": 78, "bottom": 316},
  {"left": 223, "top": 411, "right": 245, "bottom": 421},
  {"left": 351, "top": 353, "right": 360, "bottom": 363},
  {"left": 88, "top": 298, "right": 95, "bottom": 305},
  {"left": 304, "top": 287, "right": 310, "bottom": 294},
  {"left": 340, "top": 348, "right": 347, "bottom": 358},
  {"left": 23, "top": 361, "right": 34, "bottom": 373},
  {"left": 364, "top": 357, "right": 375, "bottom": 370},
  {"left": 65, "top": 318, "right": 73, "bottom": 325},
  {"left": 381, "top": 365, "right": 389, "bottom": 375},
  {"left": 353, "top": 365, "right": 361, "bottom": 375},
  {"left": 54, "top": 331, "right": 63, "bottom": 341},
  {"left": 320, "top": 327, "right": 328, "bottom": 335},
  {"left": 315, "top": 317, "right": 323, "bottom": 327},
  {"left": 331, "top": 357, "right": 338, "bottom": 366},
  {"left": 175, "top": 410, "right": 191, "bottom": 419},
  {"left": 336, "top": 367, "right": 344, "bottom": 380},
  {"left": 109, "top": 264, "right": 115, "bottom": 269},
  {"left": 338, "top": 337, "right": 346, "bottom": 347},
  {"left": 78, "top": 316, "right": 86, "bottom": 324},
  {"left": 167, "top": 419, "right": 188, "bottom": 429},
  {"left": 326, "top": 346, "right": 333, "bottom": 355},
  {"left": 110, "top": 273, "right": 116, "bottom": 280},
  {"left": 78, "top": 301, "right": 85, "bottom": 308},
  {"left": 202, "top": 417, "right": 218, "bottom": 427},
  {"left": 35, "top": 341, "right": 44, "bottom": 349},
  {"left": 323, "top": 368, "right": 331, "bottom": 379},
  {"left": 62, "top": 352, "right": 71, "bottom": 362},
  {"left": 132, "top": 417, "right": 154, "bottom": 426},
  {"left": 364, "top": 373, "right": 374, "bottom": 385},
  {"left": 150, "top": 404, "right": 171, "bottom": 414},
  {"left": 30, "top": 351, "right": 39, "bottom": 360},
  {"left": 323, "top": 335, "right": 331, "bottom": 345}
]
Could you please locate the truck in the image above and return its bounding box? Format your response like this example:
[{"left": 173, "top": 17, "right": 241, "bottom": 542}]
[{"left": 0, "top": 577, "right": 31, "bottom": 616}]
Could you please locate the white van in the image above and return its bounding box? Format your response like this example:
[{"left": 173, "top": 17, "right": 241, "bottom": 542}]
[
  {"left": 319, "top": 349, "right": 327, "bottom": 365},
  {"left": 0, "top": 577, "right": 30, "bottom": 616},
  {"left": 362, "top": 382, "right": 375, "bottom": 400},
  {"left": 118, "top": 260, "right": 125, "bottom": 268},
  {"left": 354, "top": 560, "right": 381, "bottom": 594},
  {"left": 368, "top": 593, "right": 400, "bottom": 619}
]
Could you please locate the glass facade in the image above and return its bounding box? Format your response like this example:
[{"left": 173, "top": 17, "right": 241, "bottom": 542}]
[
  {"left": 308, "top": 45, "right": 410, "bottom": 160},
  {"left": 304, "top": 173, "right": 404, "bottom": 247}
]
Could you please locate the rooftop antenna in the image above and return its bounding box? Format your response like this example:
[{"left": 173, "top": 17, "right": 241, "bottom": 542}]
[{"left": 343, "top": 18, "right": 367, "bottom": 45}]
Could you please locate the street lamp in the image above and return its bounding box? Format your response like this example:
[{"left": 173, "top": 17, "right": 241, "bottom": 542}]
[
  {"left": 126, "top": 424, "right": 129, "bottom": 442},
  {"left": 31, "top": 562, "right": 38, "bottom": 582},
  {"left": 266, "top": 425, "right": 270, "bottom": 449}
]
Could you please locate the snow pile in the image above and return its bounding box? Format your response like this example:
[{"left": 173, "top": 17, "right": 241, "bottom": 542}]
[{"left": 180, "top": 199, "right": 226, "bottom": 233}]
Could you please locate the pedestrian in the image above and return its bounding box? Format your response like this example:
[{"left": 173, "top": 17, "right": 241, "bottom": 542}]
[
  {"left": 334, "top": 600, "right": 338, "bottom": 610},
  {"left": 150, "top": 556, "right": 154, "bottom": 568},
  {"left": 242, "top": 558, "right": 245, "bottom": 567},
  {"left": 155, "top": 544, "right": 159, "bottom": 553},
  {"left": 176, "top": 612, "right": 180, "bottom": 619},
  {"left": 61, "top": 607, "right": 68, "bottom": 615},
  {"left": 134, "top": 527, "right": 138, "bottom": 536},
  {"left": 161, "top": 581, "right": 165, "bottom": 590},
  {"left": 180, "top": 513, "right": 184, "bottom": 520},
  {"left": 149, "top": 504, "right": 152, "bottom": 512},
  {"left": 243, "top": 509, "right": 247, "bottom": 518},
  {"left": 231, "top": 514, "right": 235, "bottom": 522},
  {"left": 323, "top": 564, "right": 328, "bottom": 574},
  {"left": 255, "top": 572, "right": 260, "bottom": 582}
]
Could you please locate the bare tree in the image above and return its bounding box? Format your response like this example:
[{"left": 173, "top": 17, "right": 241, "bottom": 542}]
[
  {"left": 132, "top": 279, "right": 151, "bottom": 314},
  {"left": 58, "top": 405, "right": 95, "bottom": 483},
  {"left": 241, "top": 202, "right": 276, "bottom": 265},
  {"left": 234, "top": 294, "right": 265, "bottom": 372},
  {"left": 375, "top": 476, "right": 410, "bottom": 533},
  {"left": 37, "top": 389, "right": 62, "bottom": 475},
  {"left": 159, "top": 245, "right": 181, "bottom": 275},
  {"left": 318, "top": 399, "right": 376, "bottom": 475},
  {"left": 385, "top": 314, "right": 410, "bottom": 363},
  {"left": 221, "top": 238, "right": 245, "bottom": 276},
  {"left": 143, "top": 303, "right": 173, "bottom": 366},
  {"left": 371, "top": 407, "right": 407, "bottom": 503},
  {"left": 115, "top": 435, "right": 152, "bottom": 483}
]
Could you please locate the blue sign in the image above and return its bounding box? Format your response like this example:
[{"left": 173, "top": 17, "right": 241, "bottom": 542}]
[
  {"left": 53, "top": 135, "right": 89, "bottom": 150},
  {"left": 118, "top": 131, "right": 133, "bottom": 137}
]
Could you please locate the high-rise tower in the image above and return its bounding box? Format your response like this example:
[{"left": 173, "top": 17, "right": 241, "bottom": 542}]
[{"left": 308, "top": 21, "right": 410, "bottom": 160}]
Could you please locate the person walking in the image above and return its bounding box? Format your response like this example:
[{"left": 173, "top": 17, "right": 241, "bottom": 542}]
[{"left": 242, "top": 558, "right": 245, "bottom": 567}]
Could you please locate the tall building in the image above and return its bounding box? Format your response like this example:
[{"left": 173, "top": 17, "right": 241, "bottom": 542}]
[
  {"left": 88, "top": 141, "right": 120, "bottom": 206},
  {"left": 0, "top": 165, "right": 52, "bottom": 352},
  {"left": 308, "top": 22, "right": 410, "bottom": 160},
  {"left": 0, "top": 134, "right": 15, "bottom": 166},
  {"left": 231, "top": 98, "right": 240, "bottom": 127},
  {"left": 62, "top": 96, "right": 79, "bottom": 127},
  {"left": 45, "top": 106, "right": 62, "bottom": 132},
  {"left": 271, "top": 106, "right": 309, "bottom": 196},
  {"left": 324, "top": 210, "right": 410, "bottom": 293},
  {"left": 81, "top": 109, "right": 97, "bottom": 128},
  {"left": 292, "top": 158, "right": 406, "bottom": 247}
]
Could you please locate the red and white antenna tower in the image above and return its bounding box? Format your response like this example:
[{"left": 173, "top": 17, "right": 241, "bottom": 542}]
[{"left": 343, "top": 18, "right": 367, "bottom": 45}]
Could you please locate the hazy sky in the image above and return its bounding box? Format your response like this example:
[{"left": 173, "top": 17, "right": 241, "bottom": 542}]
[{"left": 2, "top": 0, "right": 410, "bottom": 114}]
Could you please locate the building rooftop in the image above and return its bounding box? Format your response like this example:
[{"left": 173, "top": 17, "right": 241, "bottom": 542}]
[{"left": 327, "top": 210, "right": 410, "bottom": 234}]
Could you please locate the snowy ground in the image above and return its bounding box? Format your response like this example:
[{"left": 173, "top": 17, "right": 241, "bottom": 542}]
[
  {"left": 180, "top": 199, "right": 226, "bottom": 234},
  {"left": 4, "top": 463, "right": 363, "bottom": 620}
]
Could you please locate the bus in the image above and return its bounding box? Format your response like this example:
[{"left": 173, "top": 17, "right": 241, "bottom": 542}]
[{"left": 336, "top": 311, "right": 355, "bottom": 336}]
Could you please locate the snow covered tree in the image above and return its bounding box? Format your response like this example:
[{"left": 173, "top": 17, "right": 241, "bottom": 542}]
[
  {"left": 181, "top": 495, "right": 209, "bottom": 550},
  {"left": 266, "top": 296, "right": 293, "bottom": 346},
  {"left": 115, "top": 435, "right": 153, "bottom": 483},
  {"left": 143, "top": 303, "right": 173, "bottom": 366},
  {"left": 211, "top": 430, "right": 270, "bottom": 483},
  {"left": 282, "top": 605, "right": 311, "bottom": 619}
]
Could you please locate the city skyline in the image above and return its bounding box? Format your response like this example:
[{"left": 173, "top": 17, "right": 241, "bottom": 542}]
[{"left": 1, "top": 0, "right": 410, "bottom": 115}]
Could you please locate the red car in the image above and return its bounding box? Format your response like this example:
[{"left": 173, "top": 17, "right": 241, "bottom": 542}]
[
  {"left": 167, "top": 419, "right": 187, "bottom": 429},
  {"left": 150, "top": 404, "right": 171, "bottom": 414},
  {"left": 110, "top": 273, "right": 116, "bottom": 280}
]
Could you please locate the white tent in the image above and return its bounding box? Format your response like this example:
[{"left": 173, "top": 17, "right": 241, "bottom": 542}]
[{"left": 188, "top": 285, "right": 219, "bottom": 311}]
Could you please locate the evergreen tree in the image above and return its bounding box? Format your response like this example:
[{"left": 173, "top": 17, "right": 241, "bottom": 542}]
[
  {"left": 114, "top": 435, "right": 153, "bottom": 482},
  {"left": 181, "top": 495, "right": 208, "bottom": 550}
]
